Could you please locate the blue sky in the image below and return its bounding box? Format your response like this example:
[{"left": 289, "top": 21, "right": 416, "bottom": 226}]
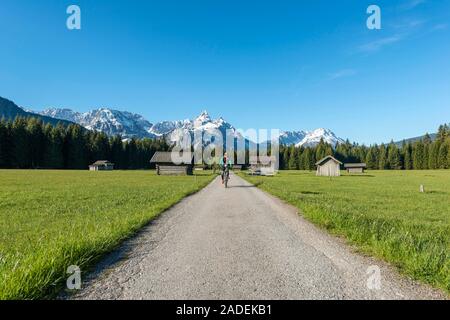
[{"left": 0, "top": 0, "right": 449, "bottom": 144}]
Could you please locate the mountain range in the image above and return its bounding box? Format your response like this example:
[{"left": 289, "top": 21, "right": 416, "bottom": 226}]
[
  {"left": 2, "top": 95, "right": 441, "bottom": 147},
  {"left": 394, "top": 133, "right": 438, "bottom": 147},
  {"left": 0, "top": 97, "right": 74, "bottom": 127},
  {"left": 1, "top": 95, "right": 344, "bottom": 147},
  {"left": 279, "top": 128, "right": 344, "bottom": 148},
  {"left": 37, "top": 107, "right": 344, "bottom": 147},
  {"left": 40, "top": 107, "right": 154, "bottom": 139}
]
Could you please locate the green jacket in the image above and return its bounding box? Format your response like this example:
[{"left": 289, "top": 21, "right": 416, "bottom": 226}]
[{"left": 219, "top": 157, "right": 233, "bottom": 168}]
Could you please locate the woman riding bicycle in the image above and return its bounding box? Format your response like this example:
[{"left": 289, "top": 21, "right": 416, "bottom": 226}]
[{"left": 219, "top": 152, "right": 233, "bottom": 185}]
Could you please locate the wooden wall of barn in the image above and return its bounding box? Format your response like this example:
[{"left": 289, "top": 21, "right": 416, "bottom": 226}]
[
  {"left": 316, "top": 161, "right": 340, "bottom": 177},
  {"left": 156, "top": 165, "right": 193, "bottom": 176}
]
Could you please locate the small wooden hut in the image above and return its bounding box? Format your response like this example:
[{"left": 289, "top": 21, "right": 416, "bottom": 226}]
[
  {"left": 150, "top": 152, "right": 193, "bottom": 175},
  {"left": 249, "top": 156, "right": 277, "bottom": 176},
  {"left": 344, "top": 163, "right": 367, "bottom": 174},
  {"left": 315, "top": 155, "right": 342, "bottom": 177},
  {"left": 89, "top": 160, "right": 114, "bottom": 171}
]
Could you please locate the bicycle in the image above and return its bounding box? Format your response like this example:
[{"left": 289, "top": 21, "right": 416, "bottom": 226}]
[{"left": 223, "top": 166, "right": 230, "bottom": 188}]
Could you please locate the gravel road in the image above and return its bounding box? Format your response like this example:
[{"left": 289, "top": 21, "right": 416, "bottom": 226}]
[{"left": 70, "top": 173, "right": 445, "bottom": 300}]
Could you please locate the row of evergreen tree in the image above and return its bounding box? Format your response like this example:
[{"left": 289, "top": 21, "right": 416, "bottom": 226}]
[
  {"left": 0, "top": 117, "right": 169, "bottom": 169},
  {"left": 1, "top": 117, "right": 449, "bottom": 171},
  {"left": 279, "top": 124, "right": 450, "bottom": 170}
]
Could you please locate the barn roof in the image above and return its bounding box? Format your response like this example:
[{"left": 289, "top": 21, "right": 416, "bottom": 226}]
[
  {"left": 344, "top": 163, "right": 367, "bottom": 168},
  {"left": 315, "top": 155, "right": 342, "bottom": 166},
  {"left": 150, "top": 151, "right": 193, "bottom": 164},
  {"left": 90, "top": 160, "right": 114, "bottom": 166}
]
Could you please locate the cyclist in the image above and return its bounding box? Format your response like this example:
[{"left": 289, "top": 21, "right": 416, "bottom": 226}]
[{"left": 219, "top": 152, "right": 233, "bottom": 184}]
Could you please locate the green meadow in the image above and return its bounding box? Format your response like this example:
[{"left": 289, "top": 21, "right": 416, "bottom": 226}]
[
  {"left": 242, "top": 170, "right": 450, "bottom": 293},
  {"left": 0, "top": 170, "right": 215, "bottom": 299}
]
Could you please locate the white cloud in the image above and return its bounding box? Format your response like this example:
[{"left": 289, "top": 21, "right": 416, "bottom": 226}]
[
  {"left": 401, "top": 0, "right": 426, "bottom": 10},
  {"left": 432, "top": 23, "right": 448, "bottom": 31},
  {"left": 328, "top": 69, "right": 357, "bottom": 80},
  {"left": 393, "top": 19, "right": 426, "bottom": 30},
  {"left": 358, "top": 35, "right": 404, "bottom": 53}
]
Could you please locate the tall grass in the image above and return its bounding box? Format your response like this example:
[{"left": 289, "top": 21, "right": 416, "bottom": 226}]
[
  {"left": 0, "top": 170, "right": 215, "bottom": 299},
  {"left": 242, "top": 170, "right": 450, "bottom": 293}
]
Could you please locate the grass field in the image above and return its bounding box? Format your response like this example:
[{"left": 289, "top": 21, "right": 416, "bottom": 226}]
[
  {"left": 0, "top": 170, "right": 215, "bottom": 299},
  {"left": 242, "top": 170, "right": 450, "bottom": 293}
]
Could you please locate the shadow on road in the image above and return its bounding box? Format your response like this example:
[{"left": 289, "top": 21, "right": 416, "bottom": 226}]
[{"left": 227, "top": 185, "right": 257, "bottom": 189}]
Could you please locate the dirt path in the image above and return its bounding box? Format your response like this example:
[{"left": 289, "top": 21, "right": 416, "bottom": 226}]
[{"left": 71, "top": 173, "right": 445, "bottom": 300}]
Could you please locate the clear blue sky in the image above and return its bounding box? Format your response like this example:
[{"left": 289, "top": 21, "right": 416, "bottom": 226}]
[{"left": 1, "top": 0, "right": 449, "bottom": 144}]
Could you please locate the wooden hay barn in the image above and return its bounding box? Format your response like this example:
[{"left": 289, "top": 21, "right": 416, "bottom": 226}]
[
  {"left": 150, "top": 152, "right": 193, "bottom": 176},
  {"left": 315, "top": 155, "right": 342, "bottom": 177},
  {"left": 89, "top": 160, "right": 114, "bottom": 171},
  {"left": 249, "top": 156, "right": 277, "bottom": 176},
  {"left": 344, "top": 163, "right": 367, "bottom": 174}
]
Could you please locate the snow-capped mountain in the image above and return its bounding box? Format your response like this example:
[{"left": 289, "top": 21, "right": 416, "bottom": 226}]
[
  {"left": 295, "top": 128, "right": 344, "bottom": 147},
  {"left": 278, "top": 131, "right": 307, "bottom": 145},
  {"left": 273, "top": 129, "right": 343, "bottom": 147},
  {"left": 149, "top": 120, "right": 190, "bottom": 136},
  {"left": 37, "top": 107, "right": 344, "bottom": 147},
  {"left": 40, "top": 108, "right": 81, "bottom": 123},
  {"left": 162, "top": 111, "right": 246, "bottom": 147},
  {"left": 39, "top": 108, "right": 155, "bottom": 139}
]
